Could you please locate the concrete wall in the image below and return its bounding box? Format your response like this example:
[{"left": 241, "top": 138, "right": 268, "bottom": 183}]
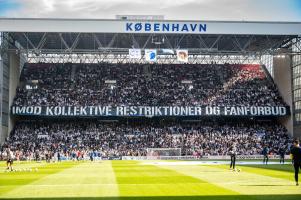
[
  {"left": 294, "top": 126, "right": 301, "bottom": 139},
  {"left": 0, "top": 52, "right": 9, "bottom": 145},
  {"left": 273, "top": 55, "right": 294, "bottom": 137},
  {"left": 8, "top": 53, "right": 20, "bottom": 136},
  {"left": 0, "top": 59, "right": 3, "bottom": 144},
  {"left": 0, "top": 125, "right": 8, "bottom": 143}
]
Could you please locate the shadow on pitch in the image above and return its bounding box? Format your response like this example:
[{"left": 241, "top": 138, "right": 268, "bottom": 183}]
[
  {"left": 1, "top": 195, "right": 301, "bottom": 200},
  {"left": 240, "top": 184, "right": 295, "bottom": 187}
]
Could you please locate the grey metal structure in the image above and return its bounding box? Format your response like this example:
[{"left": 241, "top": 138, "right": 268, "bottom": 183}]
[
  {"left": 0, "top": 32, "right": 10, "bottom": 144},
  {"left": 0, "top": 18, "right": 299, "bottom": 65},
  {"left": 292, "top": 38, "right": 301, "bottom": 126},
  {"left": 0, "top": 31, "right": 298, "bottom": 64}
]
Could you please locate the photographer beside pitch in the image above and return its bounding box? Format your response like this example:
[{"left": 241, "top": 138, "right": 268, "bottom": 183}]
[{"left": 290, "top": 139, "right": 301, "bottom": 186}]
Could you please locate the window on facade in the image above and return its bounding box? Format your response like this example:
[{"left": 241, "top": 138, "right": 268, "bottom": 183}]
[
  {"left": 296, "top": 113, "right": 301, "bottom": 122},
  {"left": 293, "top": 65, "right": 301, "bottom": 77},
  {"left": 294, "top": 89, "right": 301, "bottom": 101},
  {"left": 294, "top": 77, "right": 301, "bottom": 89},
  {"left": 296, "top": 101, "right": 301, "bottom": 110}
]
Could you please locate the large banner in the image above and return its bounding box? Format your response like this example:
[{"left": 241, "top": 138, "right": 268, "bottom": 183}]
[{"left": 11, "top": 106, "right": 290, "bottom": 117}]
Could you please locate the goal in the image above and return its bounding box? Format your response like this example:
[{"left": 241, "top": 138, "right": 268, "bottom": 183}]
[{"left": 146, "top": 148, "right": 182, "bottom": 159}]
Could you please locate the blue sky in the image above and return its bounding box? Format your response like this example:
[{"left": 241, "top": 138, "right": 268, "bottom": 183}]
[
  {"left": 0, "top": 0, "right": 301, "bottom": 21},
  {"left": 0, "top": 0, "right": 19, "bottom": 14},
  {"left": 294, "top": 0, "right": 301, "bottom": 16}
]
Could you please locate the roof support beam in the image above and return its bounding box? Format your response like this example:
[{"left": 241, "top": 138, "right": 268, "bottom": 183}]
[
  {"left": 242, "top": 35, "right": 254, "bottom": 51},
  {"left": 131, "top": 34, "right": 140, "bottom": 48},
  {"left": 197, "top": 35, "right": 209, "bottom": 49},
  {"left": 163, "top": 34, "right": 174, "bottom": 49},
  {"left": 142, "top": 34, "right": 152, "bottom": 49},
  {"left": 22, "top": 33, "right": 36, "bottom": 49},
  {"left": 70, "top": 33, "right": 81, "bottom": 51},
  {"left": 210, "top": 35, "right": 222, "bottom": 49},
  {"left": 107, "top": 34, "right": 118, "bottom": 48},
  {"left": 93, "top": 34, "right": 104, "bottom": 48},
  {"left": 36, "top": 32, "right": 47, "bottom": 50},
  {"left": 59, "top": 33, "right": 70, "bottom": 50},
  {"left": 175, "top": 35, "right": 185, "bottom": 49}
]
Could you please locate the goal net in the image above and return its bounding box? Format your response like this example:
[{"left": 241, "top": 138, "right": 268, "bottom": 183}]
[{"left": 146, "top": 148, "right": 181, "bottom": 159}]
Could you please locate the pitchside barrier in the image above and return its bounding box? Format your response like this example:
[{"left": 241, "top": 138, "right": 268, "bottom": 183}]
[
  {"left": 0, "top": 155, "right": 290, "bottom": 161},
  {"left": 122, "top": 155, "right": 291, "bottom": 160}
]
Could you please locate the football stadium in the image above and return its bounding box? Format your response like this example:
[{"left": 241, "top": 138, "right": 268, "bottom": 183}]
[{"left": 0, "top": 14, "right": 301, "bottom": 200}]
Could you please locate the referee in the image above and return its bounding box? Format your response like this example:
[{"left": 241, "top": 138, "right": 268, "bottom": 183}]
[{"left": 290, "top": 139, "right": 301, "bottom": 186}]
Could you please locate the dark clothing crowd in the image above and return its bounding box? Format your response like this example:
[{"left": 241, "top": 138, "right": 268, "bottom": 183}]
[
  {"left": 1, "top": 120, "right": 291, "bottom": 160},
  {"left": 2, "top": 62, "right": 290, "bottom": 161},
  {"left": 12, "top": 63, "right": 286, "bottom": 107}
]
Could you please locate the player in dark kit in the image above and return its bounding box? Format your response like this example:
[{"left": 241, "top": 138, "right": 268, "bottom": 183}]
[
  {"left": 262, "top": 145, "right": 269, "bottom": 165},
  {"left": 279, "top": 146, "right": 285, "bottom": 164},
  {"left": 290, "top": 139, "right": 301, "bottom": 186},
  {"left": 229, "top": 143, "right": 237, "bottom": 171},
  {"left": 89, "top": 150, "right": 94, "bottom": 162}
]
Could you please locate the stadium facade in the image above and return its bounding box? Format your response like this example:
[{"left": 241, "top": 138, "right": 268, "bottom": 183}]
[{"left": 0, "top": 18, "right": 300, "bottom": 145}]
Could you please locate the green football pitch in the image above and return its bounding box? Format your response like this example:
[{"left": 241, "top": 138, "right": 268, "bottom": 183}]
[{"left": 0, "top": 160, "right": 301, "bottom": 200}]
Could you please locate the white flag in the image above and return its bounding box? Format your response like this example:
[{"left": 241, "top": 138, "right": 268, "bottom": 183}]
[
  {"left": 177, "top": 50, "right": 188, "bottom": 62},
  {"left": 129, "top": 49, "right": 141, "bottom": 59},
  {"left": 161, "top": 49, "right": 174, "bottom": 54},
  {"left": 145, "top": 49, "right": 157, "bottom": 62}
]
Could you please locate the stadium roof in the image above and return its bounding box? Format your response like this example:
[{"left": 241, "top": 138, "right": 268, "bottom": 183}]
[
  {"left": 1, "top": 18, "right": 301, "bottom": 34},
  {"left": 0, "top": 18, "right": 300, "bottom": 63}
]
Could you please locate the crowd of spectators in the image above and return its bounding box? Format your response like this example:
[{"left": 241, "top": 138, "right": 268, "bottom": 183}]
[
  {"left": 4, "top": 63, "right": 290, "bottom": 161},
  {"left": 12, "top": 63, "right": 286, "bottom": 107},
  {"left": 0, "top": 120, "right": 291, "bottom": 161}
]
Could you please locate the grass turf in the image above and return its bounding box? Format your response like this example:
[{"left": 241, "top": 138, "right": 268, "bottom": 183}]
[{"left": 0, "top": 160, "right": 300, "bottom": 200}]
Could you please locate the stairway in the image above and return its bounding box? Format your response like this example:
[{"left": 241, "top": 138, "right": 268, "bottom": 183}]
[
  {"left": 143, "top": 64, "right": 152, "bottom": 79},
  {"left": 70, "top": 64, "right": 77, "bottom": 89},
  {"left": 216, "top": 65, "right": 225, "bottom": 84}
]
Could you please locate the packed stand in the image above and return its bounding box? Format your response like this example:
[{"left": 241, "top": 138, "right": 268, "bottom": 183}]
[
  {"left": 12, "top": 63, "right": 286, "bottom": 107},
  {"left": 0, "top": 120, "right": 291, "bottom": 161}
]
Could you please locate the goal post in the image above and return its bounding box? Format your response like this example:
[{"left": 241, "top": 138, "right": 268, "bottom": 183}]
[{"left": 146, "top": 148, "right": 182, "bottom": 159}]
